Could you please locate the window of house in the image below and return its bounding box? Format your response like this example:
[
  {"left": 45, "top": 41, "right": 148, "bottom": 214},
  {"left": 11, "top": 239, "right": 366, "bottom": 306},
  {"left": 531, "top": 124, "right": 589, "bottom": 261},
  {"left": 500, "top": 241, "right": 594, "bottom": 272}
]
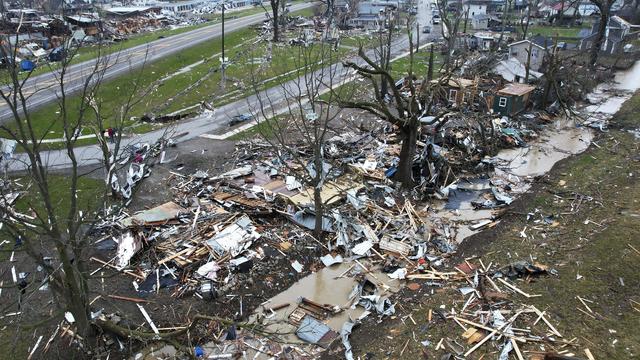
[
  {"left": 449, "top": 89, "right": 458, "bottom": 102},
  {"left": 499, "top": 97, "right": 507, "bottom": 107},
  {"left": 511, "top": 50, "right": 518, "bottom": 57},
  {"left": 532, "top": 48, "right": 539, "bottom": 57}
]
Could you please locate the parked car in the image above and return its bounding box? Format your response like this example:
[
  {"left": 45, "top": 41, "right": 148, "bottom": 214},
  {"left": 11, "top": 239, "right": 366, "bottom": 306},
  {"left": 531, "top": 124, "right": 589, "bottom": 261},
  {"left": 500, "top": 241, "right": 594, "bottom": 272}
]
[
  {"left": 48, "top": 47, "right": 67, "bottom": 62},
  {"left": 229, "top": 113, "right": 254, "bottom": 126}
]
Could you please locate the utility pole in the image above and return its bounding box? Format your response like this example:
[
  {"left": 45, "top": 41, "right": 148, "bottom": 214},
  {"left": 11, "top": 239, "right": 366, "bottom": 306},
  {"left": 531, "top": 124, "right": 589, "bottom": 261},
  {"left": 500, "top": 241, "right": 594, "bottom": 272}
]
[
  {"left": 221, "top": 0, "right": 226, "bottom": 91},
  {"left": 416, "top": 22, "right": 420, "bottom": 53}
]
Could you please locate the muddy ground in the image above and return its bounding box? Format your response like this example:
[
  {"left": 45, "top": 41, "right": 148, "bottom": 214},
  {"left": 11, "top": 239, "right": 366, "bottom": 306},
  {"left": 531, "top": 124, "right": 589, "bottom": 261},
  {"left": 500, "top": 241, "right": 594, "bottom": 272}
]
[{"left": 335, "top": 92, "right": 640, "bottom": 359}]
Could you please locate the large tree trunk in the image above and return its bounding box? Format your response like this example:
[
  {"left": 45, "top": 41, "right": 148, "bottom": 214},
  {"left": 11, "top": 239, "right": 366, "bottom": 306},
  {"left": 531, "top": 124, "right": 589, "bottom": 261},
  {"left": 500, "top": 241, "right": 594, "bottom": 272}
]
[
  {"left": 590, "top": 9, "right": 609, "bottom": 67},
  {"left": 312, "top": 145, "right": 325, "bottom": 240},
  {"left": 395, "top": 124, "right": 418, "bottom": 188},
  {"left": 313, "top": 186, "right": 324, "bottom": 240},
  {"left": 58, "top": 246, "right": 93, "bottom": 337}
]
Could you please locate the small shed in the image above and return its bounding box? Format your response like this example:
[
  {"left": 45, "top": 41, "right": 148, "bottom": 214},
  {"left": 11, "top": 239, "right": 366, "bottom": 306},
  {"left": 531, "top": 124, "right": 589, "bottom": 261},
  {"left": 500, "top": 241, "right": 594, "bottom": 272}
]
[{"left": 492, "top": 83, "right": 535, "bottom": 116}]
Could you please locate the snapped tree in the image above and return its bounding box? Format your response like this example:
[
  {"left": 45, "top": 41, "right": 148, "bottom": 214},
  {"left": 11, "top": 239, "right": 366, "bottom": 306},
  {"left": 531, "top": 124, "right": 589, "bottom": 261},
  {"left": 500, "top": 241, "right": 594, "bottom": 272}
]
[{"left": 337, "top": 27, "right": 456, "bottom": 189}]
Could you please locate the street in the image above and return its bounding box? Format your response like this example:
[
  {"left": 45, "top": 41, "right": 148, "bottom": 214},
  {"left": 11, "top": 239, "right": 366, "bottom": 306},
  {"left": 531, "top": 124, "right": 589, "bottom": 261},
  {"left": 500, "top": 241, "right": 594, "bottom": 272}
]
[
  {"left": 0, "top": 2, "right": 316, "bottom": 122},
  {"left": 5, "top": 33, "right": 419, "bottom": 172}
]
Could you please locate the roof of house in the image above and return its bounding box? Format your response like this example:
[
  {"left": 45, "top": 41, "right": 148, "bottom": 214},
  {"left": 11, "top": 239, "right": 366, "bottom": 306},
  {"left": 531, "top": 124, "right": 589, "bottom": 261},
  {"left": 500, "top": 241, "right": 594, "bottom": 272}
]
[
  {"left": 610, "top": 15, "right": 640, "bottom": 28},
  {"left": 508, "top": 39, "right": 546, "bottom": 50},
  {"left": 493, "top": 58, "right": 543, "bottom": 81},
  {"left": 498, "top": 83, "right": 536, "bottom": 96},
  {"left": 474, "top": 32, "right": 496, "bottom": 39},
  {"left": 531, "top": 34, "right": 555, "bottom": 47},
  {"left": 106, "top": 6, "right": 158, "bottom": 15},
  {"left": 509, "top": 34, "right": 555, "bottom": 49},
  {"left": 442, "top": 78, "right": 476, "bottom": 88}
]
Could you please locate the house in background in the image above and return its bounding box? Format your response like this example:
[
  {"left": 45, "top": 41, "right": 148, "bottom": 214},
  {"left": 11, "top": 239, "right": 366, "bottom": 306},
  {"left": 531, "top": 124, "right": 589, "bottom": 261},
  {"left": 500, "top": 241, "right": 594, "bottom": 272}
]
[
  {"left": 471, "top": 13, "right": 501, "bottom": 30},
  {"left": 463, "top": 0, "right": 488, "bottom": 17},
  {"left": 577, "top": 1, "right": 599, "bottom": 16},
  {"left": 579, "top": 15, "right": 640, "bottom": 54},
  {"left": 507, "top": 35, "right": 553, "bottom": 72},
  {"left": 492, "top": 83, "right": 536, "bottom": 116},
  {"left": 347, "top": 1, "right": 393, "bottom": 29},
  {"left": 492, "top": 57, "right": 543, "bottom": 84}
]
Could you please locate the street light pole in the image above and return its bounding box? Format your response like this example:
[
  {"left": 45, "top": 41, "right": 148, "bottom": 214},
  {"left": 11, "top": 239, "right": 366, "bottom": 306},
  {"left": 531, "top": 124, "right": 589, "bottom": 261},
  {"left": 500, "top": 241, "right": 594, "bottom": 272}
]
[{"left": 221, "top": 0, "right": 226, "bottom": 90}]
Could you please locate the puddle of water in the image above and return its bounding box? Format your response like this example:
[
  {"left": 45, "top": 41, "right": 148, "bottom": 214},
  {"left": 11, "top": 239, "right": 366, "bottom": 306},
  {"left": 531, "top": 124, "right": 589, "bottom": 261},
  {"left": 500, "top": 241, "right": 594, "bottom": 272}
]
[
  {"left": 614, "top": 61, "right": 640, "bottom": 91},
  {"left": 195, "top": 262, "right": 399, "bottom": 359},
  {"left": 584, "top": 61, "right": 640, "bottom": 117},
  {"left": 494, "top": 125, "right": 593, "bottom": 178},
  {"left": 254, "top": 262, "right": 398, "bottom": 332}
]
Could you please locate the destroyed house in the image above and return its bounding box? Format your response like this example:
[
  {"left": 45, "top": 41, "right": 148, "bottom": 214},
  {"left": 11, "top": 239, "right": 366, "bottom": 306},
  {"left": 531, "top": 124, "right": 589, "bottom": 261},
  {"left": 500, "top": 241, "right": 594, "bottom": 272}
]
[
  {"left": 439, "top": 78, "right": 477, "bottom": 106},
  {"left": 472, "top": 32, "right": 496, "bottom": 51},
  {"left": 492, "top": 83, "right": 535, "bottom": 116},
  {"left": 579, "top": 15, "right": 640, "bottom": 54},
  {"left": 5, "top": 9, "right": 41, "bottom": 25},
  {"left": 65, "top": 14, "right": 102, "bottom": 37}
]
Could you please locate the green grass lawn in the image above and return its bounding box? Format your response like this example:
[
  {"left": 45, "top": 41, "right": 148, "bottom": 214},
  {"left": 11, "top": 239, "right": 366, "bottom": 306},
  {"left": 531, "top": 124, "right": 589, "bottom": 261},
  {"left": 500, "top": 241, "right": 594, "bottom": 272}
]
[
  {"left": 1, "top": 1, "right": 310, "bottom": 81},
  {"left": 390, "top": 49, "right": 441, "bottom": 79},
  {"left": 12, "top": 174, "right": 104, "bottom": 220},
  {"left": 526, "top": 24, "right": 589, "bottom": 39},
  {"left": 1, "top": 28, "right": 256, "bottom": 140},
  {"left": 0, "top": 6, "right": 322, "bottom": 143}
]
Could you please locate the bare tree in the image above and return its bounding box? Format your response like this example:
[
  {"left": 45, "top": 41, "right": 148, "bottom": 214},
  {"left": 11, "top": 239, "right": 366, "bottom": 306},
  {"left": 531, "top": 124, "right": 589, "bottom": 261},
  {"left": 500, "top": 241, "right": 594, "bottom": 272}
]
[
  {"left": 589, "top": 0, "right": 616, "bottom": 67},
  {"left": 497, "top": 0, "right": 514, "bottom": 48},
  {"left": 0, "top": 35, "right": 111, "bottom": 338},
  {"left": 377, "top": 10, "right": 395, "bottom": 97},
  {"left": 336, "top": 29, "right": 456, "bottom": 188},
  {"left": 438, "top": 0, "right": 465, "bottom": 71},
  {"left": 249, "top": 41, "right": 344, "bottom": 238},
  {"left": 266, "top": 0, "right": 290, "bottom": 42},
  {"left": 520, "top": 0, "right": 541, "bottom": 40},
  {"left": 0, "top": 20, "right": 158, "bottom": 344},
  {"left": 336, "top": 0, "right": 361, "bottom": 28}
]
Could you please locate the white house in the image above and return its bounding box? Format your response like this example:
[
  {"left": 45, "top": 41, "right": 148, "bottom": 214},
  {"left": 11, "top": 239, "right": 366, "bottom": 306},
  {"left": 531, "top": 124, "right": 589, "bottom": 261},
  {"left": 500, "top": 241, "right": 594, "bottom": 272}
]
[
  {"left": 493, "top": 57, "right": 542, "bottom": 83},
  {"left": 463, "top": 0, "right": 488, "bottom": 17},
  {"left": 507, "top": 37, "right": 551, "bottom": 71}
]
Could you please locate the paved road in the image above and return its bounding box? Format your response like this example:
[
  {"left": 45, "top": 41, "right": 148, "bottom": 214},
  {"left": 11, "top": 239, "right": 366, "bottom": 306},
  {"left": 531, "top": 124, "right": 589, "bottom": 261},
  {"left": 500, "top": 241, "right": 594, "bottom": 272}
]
[
  {"left": 0, "top": 2, "right": 315, "bottom": 122},
  {"left": 5, "top": 29, "right": 431, "bottom": 172}
]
